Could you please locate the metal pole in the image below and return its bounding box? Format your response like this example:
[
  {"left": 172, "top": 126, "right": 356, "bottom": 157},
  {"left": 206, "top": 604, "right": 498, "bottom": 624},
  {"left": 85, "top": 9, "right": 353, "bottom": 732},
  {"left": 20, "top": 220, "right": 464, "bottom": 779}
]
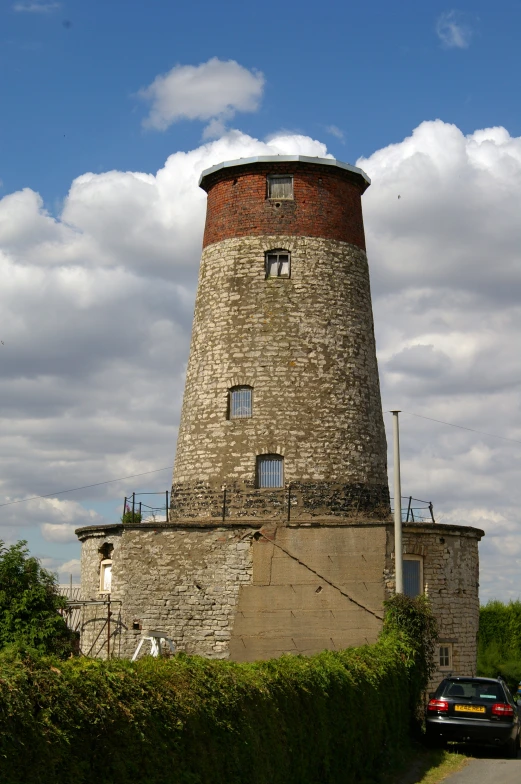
[
  {"left": 123, "top": 496, "right": 127, "bottom": 521},
  {"left": 166, "top": 490, "right": 169, "bottom": 522},
  {"left": 107, "top": 595, "right": 111, "bottom": 660},
  {"left": 132, "top": 492, "right": 135, "bottom": 523},
  {"left": 391, "top": 410, "right": 403, "bottom": 594}
]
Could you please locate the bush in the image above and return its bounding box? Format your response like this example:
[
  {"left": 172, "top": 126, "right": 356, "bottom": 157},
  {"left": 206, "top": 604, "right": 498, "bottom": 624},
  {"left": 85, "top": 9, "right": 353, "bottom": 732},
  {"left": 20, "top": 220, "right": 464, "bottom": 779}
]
[
  {"left": 478, "top": 600, "right": 521, "bottom": 693},
  {"left": 0, "top": 593, "right": 436, "bottom": 783},
  {"left": 0, "top": 540, "right": 74, "bottom": 657}
]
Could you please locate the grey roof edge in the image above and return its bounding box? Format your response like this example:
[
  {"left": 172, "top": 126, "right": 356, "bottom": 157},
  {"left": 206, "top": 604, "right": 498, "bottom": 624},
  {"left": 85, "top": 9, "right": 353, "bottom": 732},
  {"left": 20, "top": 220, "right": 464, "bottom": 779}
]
[{"left": 198, "top": 155, "right": 370, "bottom": 188}]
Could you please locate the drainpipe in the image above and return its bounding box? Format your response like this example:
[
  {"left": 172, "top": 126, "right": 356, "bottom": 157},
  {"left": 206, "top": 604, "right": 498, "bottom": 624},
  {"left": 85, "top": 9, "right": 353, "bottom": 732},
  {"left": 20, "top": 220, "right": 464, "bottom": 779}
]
[{"left": 391, "top": 410, "right": 403, "bottom": 594}]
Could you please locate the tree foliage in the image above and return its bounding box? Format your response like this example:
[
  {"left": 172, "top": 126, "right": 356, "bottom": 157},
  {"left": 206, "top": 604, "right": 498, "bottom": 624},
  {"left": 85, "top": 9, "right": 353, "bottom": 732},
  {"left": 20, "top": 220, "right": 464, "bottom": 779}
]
[
  {"left": 478, "top": 600, "right": 521, "bottom": 693},
  {"left": 0, "top": 540, "right": 74, "bottom": 657}
]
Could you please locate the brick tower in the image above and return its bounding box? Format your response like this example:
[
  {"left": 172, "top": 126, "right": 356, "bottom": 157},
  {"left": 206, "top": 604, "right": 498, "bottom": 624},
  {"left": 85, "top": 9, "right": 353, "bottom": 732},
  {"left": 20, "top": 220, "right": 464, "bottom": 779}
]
[{"left": 171, "top": 155, "right": 390, "bottom": 521}]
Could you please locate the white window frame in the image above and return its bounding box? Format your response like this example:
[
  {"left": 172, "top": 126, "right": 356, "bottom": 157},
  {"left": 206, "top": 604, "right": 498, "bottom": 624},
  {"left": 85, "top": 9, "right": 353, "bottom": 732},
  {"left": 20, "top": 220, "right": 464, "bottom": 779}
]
[
  {"left": 99, "top": 558, "right": 113, "bottom": 594},
  {"left": 403, "top": 554, "right": 424, "bottom": 598},
  {"left": 267, "top": 175, "right": 293, "bottom": 200},
  {"left": 265, "top": 250, "right": 291, "bottom": 279},
  {"left": 439, "top": 643, "right": 453, "bottom": 671}
]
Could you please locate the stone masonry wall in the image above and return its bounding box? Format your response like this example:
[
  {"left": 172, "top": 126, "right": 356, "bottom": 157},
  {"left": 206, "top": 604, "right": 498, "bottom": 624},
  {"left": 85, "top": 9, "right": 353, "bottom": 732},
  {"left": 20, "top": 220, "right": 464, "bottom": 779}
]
[
  {"left": 79, "top": 524, "right": 253, "bottom": 660},
  {"left": 78, "top": 521, "right": 482, "bottom": 678},
  {"left": 172, "top": 234, "right": 388, "bottom": 518}
]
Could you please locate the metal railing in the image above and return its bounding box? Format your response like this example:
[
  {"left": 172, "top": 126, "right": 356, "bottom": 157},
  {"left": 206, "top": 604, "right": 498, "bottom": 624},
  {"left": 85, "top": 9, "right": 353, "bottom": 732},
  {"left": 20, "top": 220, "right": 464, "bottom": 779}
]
[
  {"left": 122, "top": 491, "right": 170, "bottom": 523},
  {"left": 390, "top": 496, "right": 435, "bottom": 523}
]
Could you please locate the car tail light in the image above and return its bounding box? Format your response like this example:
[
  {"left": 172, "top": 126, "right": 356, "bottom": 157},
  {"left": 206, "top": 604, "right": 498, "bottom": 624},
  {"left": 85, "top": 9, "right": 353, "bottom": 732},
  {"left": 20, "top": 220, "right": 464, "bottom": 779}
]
[
  {"left": 427, "top": 699, "right": 449, "bottom": 713},
  {"left": 491, "top": 703, "right": 514, "bottom": 718}
]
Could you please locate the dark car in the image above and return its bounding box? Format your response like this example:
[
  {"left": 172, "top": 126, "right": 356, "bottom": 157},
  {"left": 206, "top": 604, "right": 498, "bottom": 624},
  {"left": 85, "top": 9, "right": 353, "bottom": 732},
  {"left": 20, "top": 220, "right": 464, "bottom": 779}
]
[{"left": 426, "top": 676, "right": 520, "bottom": 757}]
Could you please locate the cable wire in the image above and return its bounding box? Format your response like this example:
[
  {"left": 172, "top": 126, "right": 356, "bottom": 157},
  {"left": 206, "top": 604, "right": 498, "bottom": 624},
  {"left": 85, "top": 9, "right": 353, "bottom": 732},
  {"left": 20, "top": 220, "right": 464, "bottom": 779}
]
[
  {"left": 0, "top": 467, "right": 171, "bottom": 509},
  {"left": 395, "top": 411, "right": 521, "bottom": 445}
]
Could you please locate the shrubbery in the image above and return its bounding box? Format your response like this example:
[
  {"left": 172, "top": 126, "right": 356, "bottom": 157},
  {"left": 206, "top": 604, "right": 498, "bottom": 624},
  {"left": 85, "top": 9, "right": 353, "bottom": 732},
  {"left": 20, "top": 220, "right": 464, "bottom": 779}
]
[
  {"left": 0, "top": 594, "right": 434, "bottom": 784},
  {"left": 0, "top": 540, "right": 74, "bottom": 657},
  {"left": 478, "top": 600, "right": 521, "bottom": 693}
]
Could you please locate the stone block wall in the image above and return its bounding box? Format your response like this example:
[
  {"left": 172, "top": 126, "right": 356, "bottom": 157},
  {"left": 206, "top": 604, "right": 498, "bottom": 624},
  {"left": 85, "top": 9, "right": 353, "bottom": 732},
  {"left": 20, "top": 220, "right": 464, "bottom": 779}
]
[
  {"left": 78, "top": 520, "right": 482, "bottom": 679},
  {"left": 172, "top": 233, "right": 388, "bottom": 519}
]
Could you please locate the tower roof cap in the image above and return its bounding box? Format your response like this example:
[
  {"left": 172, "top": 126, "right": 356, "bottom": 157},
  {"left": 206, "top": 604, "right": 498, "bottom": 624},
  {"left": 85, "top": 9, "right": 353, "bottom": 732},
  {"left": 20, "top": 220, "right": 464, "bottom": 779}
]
[{"left": 199, "top": 155, "right": 370, "bottom": 190}]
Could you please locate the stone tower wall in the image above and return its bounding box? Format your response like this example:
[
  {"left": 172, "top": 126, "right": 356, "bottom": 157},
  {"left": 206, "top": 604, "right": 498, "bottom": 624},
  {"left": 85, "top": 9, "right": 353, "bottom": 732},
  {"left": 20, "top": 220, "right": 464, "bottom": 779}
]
[{"left": 172, "top": 158, "right": 388, "bottom": 520}]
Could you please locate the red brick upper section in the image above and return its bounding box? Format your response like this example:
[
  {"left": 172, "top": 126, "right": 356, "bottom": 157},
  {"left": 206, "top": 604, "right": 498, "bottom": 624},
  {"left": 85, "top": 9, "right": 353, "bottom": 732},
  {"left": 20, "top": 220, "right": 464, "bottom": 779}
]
[{"left": 200, "top": 160, "right": 368, "bottom": 250}]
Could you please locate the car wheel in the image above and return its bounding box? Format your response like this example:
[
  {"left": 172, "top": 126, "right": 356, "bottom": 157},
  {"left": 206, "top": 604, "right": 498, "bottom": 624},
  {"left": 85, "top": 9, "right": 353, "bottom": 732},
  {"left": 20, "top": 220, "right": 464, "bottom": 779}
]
[{"left": 503, "top": 735, "right": 519, "bottom": 759}]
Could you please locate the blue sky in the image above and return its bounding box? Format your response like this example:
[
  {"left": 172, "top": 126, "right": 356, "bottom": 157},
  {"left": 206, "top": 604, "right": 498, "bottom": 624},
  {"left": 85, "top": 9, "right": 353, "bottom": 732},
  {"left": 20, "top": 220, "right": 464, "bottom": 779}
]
[
  {"left": 1, "top": 0, "right": 521, "bottom": 602},
  {"left": 2, "top": 0, "right": 520, "bottom": 203}
]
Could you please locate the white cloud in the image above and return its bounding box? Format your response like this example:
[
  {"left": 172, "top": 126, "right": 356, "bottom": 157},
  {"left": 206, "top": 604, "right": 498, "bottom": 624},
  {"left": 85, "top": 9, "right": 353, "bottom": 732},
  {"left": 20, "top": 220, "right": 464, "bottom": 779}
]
[
  {"left": 357, "top": 119, "right": 521, "bottom": 601},
  {"left": 436, "top": 10, "right": 473, "bottom": 48},
  {"left": 1, "top": 120, "right": 520, "bottom": 603},
  {"left": 13, "top": 2, "right": 60, "bottom": 12},
  {"left": 325, "top": 125, "right": 345, "bottom": 142},
  {"left": 139, "top": 58, "right": 265, "bottom": 135}
]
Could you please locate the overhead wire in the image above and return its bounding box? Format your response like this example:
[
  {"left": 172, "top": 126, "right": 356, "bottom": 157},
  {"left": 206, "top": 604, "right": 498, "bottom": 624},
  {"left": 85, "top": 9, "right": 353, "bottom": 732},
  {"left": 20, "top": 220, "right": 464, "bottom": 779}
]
[
  {"left": 0, "top": 467, "right": 171, "bottom": 509},
  {"left": 1, "top": 411, "right": 519, "bottom": 513}
]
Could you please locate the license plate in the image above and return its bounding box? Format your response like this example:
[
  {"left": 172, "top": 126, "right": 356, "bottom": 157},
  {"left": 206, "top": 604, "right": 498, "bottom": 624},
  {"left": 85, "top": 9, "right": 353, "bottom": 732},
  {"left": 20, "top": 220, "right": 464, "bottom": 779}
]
[{"left": 455, "top": 705, "right": 485, "bottom": 713}]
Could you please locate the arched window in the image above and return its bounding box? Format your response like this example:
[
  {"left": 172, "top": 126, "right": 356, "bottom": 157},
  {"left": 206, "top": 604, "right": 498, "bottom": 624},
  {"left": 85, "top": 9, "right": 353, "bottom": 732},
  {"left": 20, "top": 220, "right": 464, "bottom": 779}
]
[
  {"left": 229, "top": 386, "right": 253, "bottom": 419},
  {"left": 265, "top": 249, "right": 290, "bottom": 278},
  {"left": 256, "top": 454, "right": 284, "bottom": 488}
]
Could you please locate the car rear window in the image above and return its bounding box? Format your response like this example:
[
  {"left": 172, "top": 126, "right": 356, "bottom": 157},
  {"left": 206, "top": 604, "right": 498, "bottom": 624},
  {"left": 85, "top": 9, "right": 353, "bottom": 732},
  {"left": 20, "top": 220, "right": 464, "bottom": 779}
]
[{"left": 440, "top": 680, "right": 506, "bottom": 701}]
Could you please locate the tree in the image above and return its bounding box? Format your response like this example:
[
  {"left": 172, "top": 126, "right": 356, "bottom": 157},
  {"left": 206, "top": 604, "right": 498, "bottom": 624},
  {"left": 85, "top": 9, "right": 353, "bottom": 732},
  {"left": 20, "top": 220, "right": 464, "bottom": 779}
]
[{"left": 0, "top": 540, "right": 74, "bottom": 657}]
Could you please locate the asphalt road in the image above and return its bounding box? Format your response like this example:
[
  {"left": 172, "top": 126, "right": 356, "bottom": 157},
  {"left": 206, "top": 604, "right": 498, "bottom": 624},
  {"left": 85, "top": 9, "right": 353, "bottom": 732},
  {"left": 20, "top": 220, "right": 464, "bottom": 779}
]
[{"left": 443, "top": 749, "right": 520, "bottom": 783}]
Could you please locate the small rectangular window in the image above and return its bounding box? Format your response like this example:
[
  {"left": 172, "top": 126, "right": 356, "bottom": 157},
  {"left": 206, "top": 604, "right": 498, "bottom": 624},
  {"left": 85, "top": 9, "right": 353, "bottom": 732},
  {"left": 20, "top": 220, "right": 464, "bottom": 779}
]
[
  {"left": 439, "top": 644, "right": 452, "bottom": 669},
  {"left": 267, "top": 175, "right": 293, "bottom": 200},
  {"left": 403, "top": 557, "right": 422, "bottom": 598},
  {"left": 100, "top": 560, "right": 112, "bottom": 593},
  {"left": 230, "top": 387, "right": 252, "bottom": 419},
  {"left": 257, "top": 455, "right": 284, "bottom": 488},
  {"left": 266, "top": 251, "right": 290, "bottom": 278}
]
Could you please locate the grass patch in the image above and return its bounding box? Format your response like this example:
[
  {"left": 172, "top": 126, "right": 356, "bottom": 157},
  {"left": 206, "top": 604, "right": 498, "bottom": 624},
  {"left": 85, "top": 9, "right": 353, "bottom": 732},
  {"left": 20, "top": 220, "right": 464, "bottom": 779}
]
[{"left": 388, "top": 743, "right": 470, "bottom": 784}]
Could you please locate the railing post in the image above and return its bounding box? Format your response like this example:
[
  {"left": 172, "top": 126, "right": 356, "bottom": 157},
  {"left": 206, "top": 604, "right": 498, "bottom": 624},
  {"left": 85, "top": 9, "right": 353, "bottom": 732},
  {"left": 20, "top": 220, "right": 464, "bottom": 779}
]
[
  {"left": 166, "top": 490, "right": 169, "bottom": 522},
  {"left": 429, "top": 502, "right": 435, "bottom": 523},
  {"left": 123, "top": 496, "right": 127, "bottom": 521},
  {"left": 139, "top": 501, "right": 142, "bottom": 520},
  {"left": 406, "top": 496, "right": 412, "bottom": 522},
  {"left": 132, "top": 492, "right": 135, "bottom": 523}
]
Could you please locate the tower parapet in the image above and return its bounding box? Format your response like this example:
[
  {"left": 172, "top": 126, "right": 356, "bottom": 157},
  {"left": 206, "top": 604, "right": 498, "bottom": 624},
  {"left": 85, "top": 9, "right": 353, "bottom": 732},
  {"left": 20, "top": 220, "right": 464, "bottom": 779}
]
[{"left": 171, "top": 156, "right": 389, "bottom": 521}]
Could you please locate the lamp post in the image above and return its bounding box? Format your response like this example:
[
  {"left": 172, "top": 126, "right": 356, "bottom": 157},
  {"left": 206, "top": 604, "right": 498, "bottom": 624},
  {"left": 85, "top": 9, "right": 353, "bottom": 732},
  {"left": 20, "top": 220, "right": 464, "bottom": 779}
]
[{"left": 391, "top": 410, "right": 403, "bottom": 594}]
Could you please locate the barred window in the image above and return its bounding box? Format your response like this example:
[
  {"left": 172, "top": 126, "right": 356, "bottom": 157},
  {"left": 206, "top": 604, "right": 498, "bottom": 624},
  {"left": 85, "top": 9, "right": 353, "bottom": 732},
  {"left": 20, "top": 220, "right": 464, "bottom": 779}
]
[
  {"left": 266, "top": 250, "right": 290, "bottom": 278},
  {"left": 267, "top": 175, "right": 293, "bottom": 200},
  {"left": 403, "top": 556, "right": 423, "bottom": 598},
  {"left": 229, "top": 386, "right": 252, "bottom": 419},
  {"left": 257, "top": 454, "right": 284, "bottom": 488}
]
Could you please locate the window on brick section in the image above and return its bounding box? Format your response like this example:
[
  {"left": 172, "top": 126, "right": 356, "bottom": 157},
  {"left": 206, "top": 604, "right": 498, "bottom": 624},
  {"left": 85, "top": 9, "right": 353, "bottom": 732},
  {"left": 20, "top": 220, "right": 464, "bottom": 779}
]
[
  {"left": 403, "top": 555, "right": 423, "bottom": 598},
  {"left": 439, "top": 644, "right": 452, "bottom": 670},
  {"left": 229, "top": 386, "right": 253, "bottom": 419},
  {"left": 257, "top": 454, "right": 284, "bottom": 488},
  {"left": 267, "top": 175, "right": 293, "bottom": 200},
  {"left": 266, "top": 250, "right": 290, "bottom": 278}
]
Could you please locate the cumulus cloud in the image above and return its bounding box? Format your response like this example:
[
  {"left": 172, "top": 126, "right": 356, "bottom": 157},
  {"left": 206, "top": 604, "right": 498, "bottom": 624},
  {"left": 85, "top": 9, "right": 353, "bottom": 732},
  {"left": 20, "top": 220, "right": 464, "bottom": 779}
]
[
  {"left": 138, "top": 58, "right": 265, "bottom": 135},
  {"left": 1, "top": 120, "right": 520, "bottom": 602},
  {"left": 358, "top": 120, "right": 521, "bottom": 600},
  {"left": 436, "top": 10, "right": 473, "bottom": 48}
]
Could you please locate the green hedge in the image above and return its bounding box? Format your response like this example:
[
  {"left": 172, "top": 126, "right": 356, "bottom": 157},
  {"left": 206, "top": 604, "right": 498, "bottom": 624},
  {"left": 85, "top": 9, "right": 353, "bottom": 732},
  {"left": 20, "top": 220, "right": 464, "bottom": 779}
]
[
  {"left": 478, "top": 600, "right": 521, "bottom": 692},
  {"left": 0, "top": 596, "right": 433, "bottom": 784}
]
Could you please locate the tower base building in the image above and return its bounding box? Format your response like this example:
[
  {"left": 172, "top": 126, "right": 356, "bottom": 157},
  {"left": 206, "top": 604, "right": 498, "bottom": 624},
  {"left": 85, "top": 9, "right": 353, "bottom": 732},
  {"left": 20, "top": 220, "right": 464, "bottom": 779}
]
[{"left": 77, "top": 155, "right": 483, "bottom": 683}]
